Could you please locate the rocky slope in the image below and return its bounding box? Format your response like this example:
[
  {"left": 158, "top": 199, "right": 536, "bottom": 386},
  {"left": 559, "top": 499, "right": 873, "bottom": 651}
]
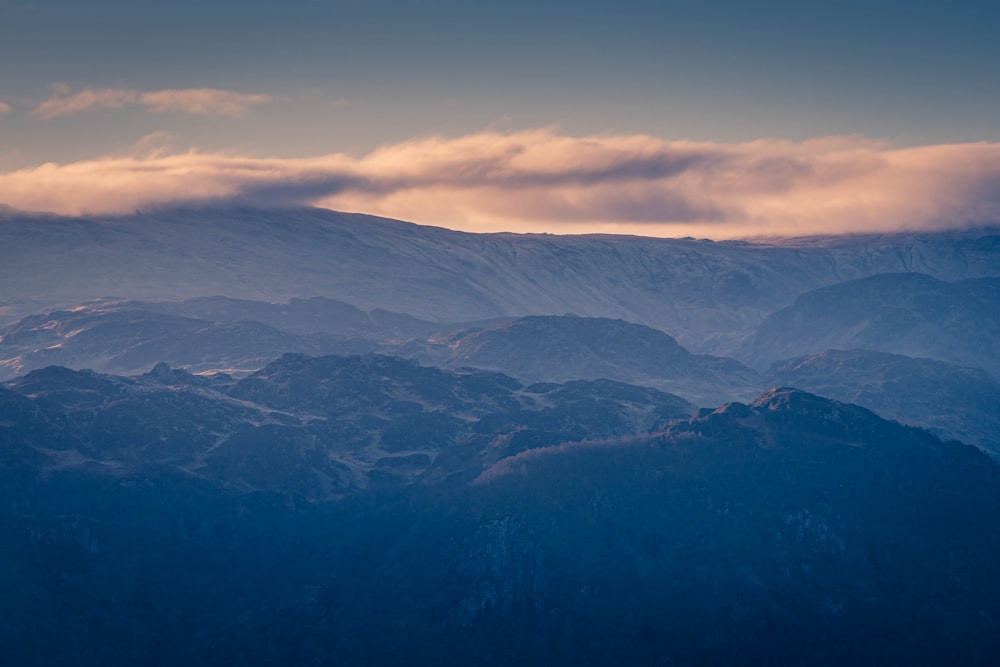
[
  {"left": 2, "top": 371, "right": 999, "bottom": 665},
  {"left": 3, "top": 354, "right": 695, "bottom": 495},
  {"left": 766, "top": 348, "right": 1000, "bottom": 456}
]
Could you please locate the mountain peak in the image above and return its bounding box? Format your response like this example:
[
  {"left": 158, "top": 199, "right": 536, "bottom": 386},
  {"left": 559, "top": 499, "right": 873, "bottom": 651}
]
[{"left": 751, "top": 386, "right": 825, "bottom": 409}]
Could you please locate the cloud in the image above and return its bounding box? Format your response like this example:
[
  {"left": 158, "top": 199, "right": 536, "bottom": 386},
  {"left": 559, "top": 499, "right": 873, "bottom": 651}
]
[
  {"left": 0, "top": 129, "right": 998, "bottom": 238},
  {"left": 138, "top": 89, "right": 273, "bottom": 116},
  {"left": 34, "top": 88, "right": 138, "bottom": 119},
  {"left": 0, "top": 101, "right": 12, "bottom": 113},
  {"left": 127, "top": 131, "right": 178, "bottom": 159},
  {"left": 33, "top": 86, "right": 272, "bottom": 119}
]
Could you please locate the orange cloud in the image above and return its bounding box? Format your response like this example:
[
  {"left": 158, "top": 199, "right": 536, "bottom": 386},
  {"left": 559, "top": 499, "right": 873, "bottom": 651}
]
[
  {"left": 0, "top": 101, "right": 12, "bottom": 113},
  {"left": 33, "top": 86, "right": 272, "bottom": 119},
  {"left": 1, "top": 130, "right": 998, "bottom": 238}
]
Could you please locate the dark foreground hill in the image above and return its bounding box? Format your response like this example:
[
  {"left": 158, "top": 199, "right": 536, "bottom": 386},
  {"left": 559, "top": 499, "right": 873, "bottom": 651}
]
[{"left": 1, "top": 356, "right": 999, "bottom": 665}]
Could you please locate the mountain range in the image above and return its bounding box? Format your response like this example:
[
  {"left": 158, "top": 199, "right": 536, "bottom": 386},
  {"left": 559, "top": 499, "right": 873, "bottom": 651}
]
[
  {"left": 3, "top": 207, "right": 998, "bottom": 355},
  {"left": 2, "top": 206, "right": 1000, "bottom": 664}
]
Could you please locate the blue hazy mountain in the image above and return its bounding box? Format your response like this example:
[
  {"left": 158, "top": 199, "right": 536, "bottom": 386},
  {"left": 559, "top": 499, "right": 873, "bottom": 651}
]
[
  {"left": 0, "top": 303, "right": 376, "bottom": 379},
  {"left": 126, "top": 294, "right": 448, "bottom": 337},
  {"left": 742, "top": 273, "right": 1000, "bottom": 375},
  {"left": 392, "top": 314, "right": 763, "bottom": 406},
  {"left": 1, "top": 305, "right": 760, "bottom": 407},
  {"left": 0, "top": 296, "right": 479, "bottom": 380}
]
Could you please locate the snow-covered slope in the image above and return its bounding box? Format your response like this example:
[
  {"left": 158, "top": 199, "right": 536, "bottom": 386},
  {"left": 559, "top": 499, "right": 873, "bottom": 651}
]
[{"left": 2, "top": 207, "right": 998, "bottom": 354}]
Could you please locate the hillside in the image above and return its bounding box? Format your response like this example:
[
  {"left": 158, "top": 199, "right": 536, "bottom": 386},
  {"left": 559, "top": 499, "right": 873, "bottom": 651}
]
[{"left": 2, "top": 366, "right": 999, "bottom": 665}]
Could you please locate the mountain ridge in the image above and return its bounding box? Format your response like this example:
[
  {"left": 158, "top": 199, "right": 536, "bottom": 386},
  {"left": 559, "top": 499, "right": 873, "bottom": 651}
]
[
  {"left": 742, "top": 272, "right": 1000, "bottom": 373},
  {"left": 3, "top": 207, "right": 999, "bottom": 354}
]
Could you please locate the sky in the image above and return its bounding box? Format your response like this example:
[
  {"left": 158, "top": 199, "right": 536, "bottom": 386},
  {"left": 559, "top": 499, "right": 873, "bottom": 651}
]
[{"left": 1, "top": 0, "right": 999, "bottom": 237}]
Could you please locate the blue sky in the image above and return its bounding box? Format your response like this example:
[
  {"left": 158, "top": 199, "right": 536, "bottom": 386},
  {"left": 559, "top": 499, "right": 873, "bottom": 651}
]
[{"left": 1, "top": 0, "right": 998, "bottom": 236}]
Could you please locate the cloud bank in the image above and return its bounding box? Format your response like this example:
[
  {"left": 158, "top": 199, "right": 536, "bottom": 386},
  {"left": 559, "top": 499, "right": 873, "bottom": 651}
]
[
  {"left": 33, "top": 86, "right": 273, "bottom": 119},
  {"left": 1, "top": 129, "right": 998, "bottom": 238}
]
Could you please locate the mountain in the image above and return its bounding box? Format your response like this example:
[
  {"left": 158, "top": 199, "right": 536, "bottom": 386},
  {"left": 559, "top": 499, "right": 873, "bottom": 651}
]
[
  {"left": 124, "top": 294, "right": 449, "bottom": 338},
  {"left": 0, "top": 305, "right": 761, "bottom": 406},
  {"left": 766, "top": 348, "right": 1000, "bottom": 456},
  {"left": 3, "top": 354, "right": 696, "bottom": 495},
  {"left": 0, "top": 303, "right": 377, "bottom": 380},
  {"left": 2, "top": 371, "right": 999, "bottom": 665},
  {"left": 393, "top": 315, "right": 762, "bottom": 406},
  {"left": 741, "top": 273, "right": 1000, "bottom": 374},
  {"left": 4, "top": 205, "right": 1000, "bottom": 663},
  {"left": 0, "top": 294, "right": 511, "bottom": 381},
  {"left": 0, "top": 296, "right": 507, "bottom": 381},
  {"left": 2, "top": 206, "right": 998, "bottom": 354}
]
